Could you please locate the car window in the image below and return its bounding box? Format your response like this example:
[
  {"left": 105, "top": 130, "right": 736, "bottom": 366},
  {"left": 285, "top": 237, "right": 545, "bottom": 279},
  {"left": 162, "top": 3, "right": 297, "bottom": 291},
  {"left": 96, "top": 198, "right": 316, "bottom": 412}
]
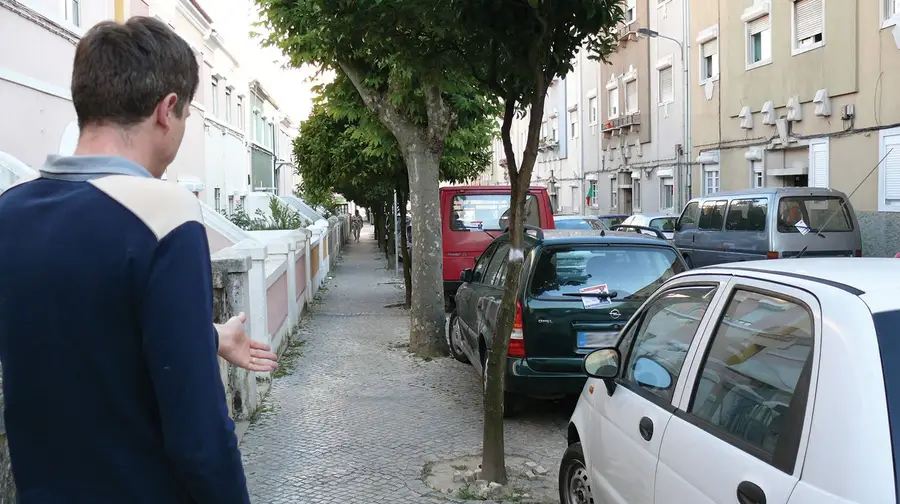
[
  {"left": 555, "top": 219, "right": 593, "bottom": 230},
  {"left": 599, "top": 216, "right": 626, "bottom": 228},
  {"left": 529, "top": 245, "right": 686, "bottom": 300},
  {"left": 776, "top": 196, "right": 853, "bottom": 234},
  {"left": 725, "top": 198, "right": 768, "bottom": 232},
  {"left": 649, "top": 217, "right": 677, "bottom": 232},
  {"left": 678, "top": 202, "right": 701, "bottom": 230},
  {"left": 588, "top": 219, "right": 608, "bottom": 230},
  {"left": 483, "top": 243, "right": 510, "bottom": 286},
  {"left": 689, "top": 288, "right": 813, "bottom": 471},
  {"left": 698, "top": 200, "right": 727, "bottom": 231},
  {"left": 621, "top": 285, "right": 719, "bottom": 402},
  {"left": 451, "top": 194, "right": 541, "bottom": 231},
  {"left": 472, "top": 243, "right": 498, "bottom": 283}
]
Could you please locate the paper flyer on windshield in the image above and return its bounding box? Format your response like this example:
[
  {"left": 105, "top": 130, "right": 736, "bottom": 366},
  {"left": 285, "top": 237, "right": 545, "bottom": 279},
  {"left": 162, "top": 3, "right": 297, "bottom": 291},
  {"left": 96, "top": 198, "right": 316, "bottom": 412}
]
[{"left": 580, "top": 283, "right": 612, "bottom": 309}]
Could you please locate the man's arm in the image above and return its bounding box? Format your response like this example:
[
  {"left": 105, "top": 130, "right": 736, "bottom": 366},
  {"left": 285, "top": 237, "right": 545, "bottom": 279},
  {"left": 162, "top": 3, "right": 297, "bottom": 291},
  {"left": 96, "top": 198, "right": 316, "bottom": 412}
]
[{"left": 140, "top": 221, "right": 250, "bottom": 504}]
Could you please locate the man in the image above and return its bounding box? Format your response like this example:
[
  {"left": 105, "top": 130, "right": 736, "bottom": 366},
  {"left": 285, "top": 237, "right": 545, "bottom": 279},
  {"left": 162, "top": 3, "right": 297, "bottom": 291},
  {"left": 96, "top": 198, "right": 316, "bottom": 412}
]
[
  {"left": 351, "top": 209, "right": 363, "bottom": 242},
  {"left": 0, "top": 17, "right": 275, "bottom": 503}
]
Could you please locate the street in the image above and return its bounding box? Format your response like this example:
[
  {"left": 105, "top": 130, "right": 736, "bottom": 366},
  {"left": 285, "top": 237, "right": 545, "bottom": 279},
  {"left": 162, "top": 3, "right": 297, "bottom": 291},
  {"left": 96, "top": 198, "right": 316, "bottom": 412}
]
[{"left": 239, "top": 226, "right": 571, "bottom": 503}]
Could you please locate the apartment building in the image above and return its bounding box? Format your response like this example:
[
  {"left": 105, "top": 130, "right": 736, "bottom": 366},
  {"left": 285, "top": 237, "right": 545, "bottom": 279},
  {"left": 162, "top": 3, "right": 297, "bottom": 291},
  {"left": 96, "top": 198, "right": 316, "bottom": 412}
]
[{"left": 691, "top": 0, "right": 900, "bottom": 256}]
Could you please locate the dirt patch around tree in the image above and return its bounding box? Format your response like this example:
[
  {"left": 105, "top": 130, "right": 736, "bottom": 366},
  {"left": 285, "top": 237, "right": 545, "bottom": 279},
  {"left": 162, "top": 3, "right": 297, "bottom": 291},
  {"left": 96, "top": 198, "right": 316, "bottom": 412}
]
[{"left": 423, "top": 454, "right": 557, "bottom": 503}]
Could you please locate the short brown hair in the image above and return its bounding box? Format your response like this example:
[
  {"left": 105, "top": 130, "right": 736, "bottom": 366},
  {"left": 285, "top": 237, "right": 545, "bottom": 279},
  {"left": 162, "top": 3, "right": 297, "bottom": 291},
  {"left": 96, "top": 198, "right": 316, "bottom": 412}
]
[{"left": 71, "top": 16, "right": 199, "bottom": 129}]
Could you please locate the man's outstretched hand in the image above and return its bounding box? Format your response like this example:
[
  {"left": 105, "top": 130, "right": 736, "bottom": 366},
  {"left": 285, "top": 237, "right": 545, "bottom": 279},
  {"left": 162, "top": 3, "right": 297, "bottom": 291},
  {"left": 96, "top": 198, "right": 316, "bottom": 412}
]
[{"left": 216, "top": 312, "right": 279, "bottom": 372}]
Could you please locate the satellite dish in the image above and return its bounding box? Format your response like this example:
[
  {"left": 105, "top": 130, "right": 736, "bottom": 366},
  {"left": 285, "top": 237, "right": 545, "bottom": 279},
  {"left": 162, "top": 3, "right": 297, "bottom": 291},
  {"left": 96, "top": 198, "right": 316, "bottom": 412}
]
[{"left": 58, "top": 121, "right": 79, "bottom": 156}]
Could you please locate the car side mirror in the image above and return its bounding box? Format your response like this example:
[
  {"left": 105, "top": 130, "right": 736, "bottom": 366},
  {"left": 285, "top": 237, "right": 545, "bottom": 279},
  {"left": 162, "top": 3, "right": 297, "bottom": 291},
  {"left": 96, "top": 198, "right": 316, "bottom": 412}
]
[
  {"left": 674, "top": 218, "right": 682, "bottom": 232},
  {"left": 584, "top": 347, "right": 621, "bottom": 395},
  {"left": 632, "top": 357, "right": 672, "bottom": 390},
  {"left": 460, "top": 268, "right": 474, "bottom": 283}
]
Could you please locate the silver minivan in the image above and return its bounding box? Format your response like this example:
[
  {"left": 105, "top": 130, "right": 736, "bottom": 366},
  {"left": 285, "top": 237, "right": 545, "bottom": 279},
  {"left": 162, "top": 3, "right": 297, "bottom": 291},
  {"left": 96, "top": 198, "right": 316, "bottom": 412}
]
[{"left": 673, "top": 187, "right": 862, "bottom": 268}]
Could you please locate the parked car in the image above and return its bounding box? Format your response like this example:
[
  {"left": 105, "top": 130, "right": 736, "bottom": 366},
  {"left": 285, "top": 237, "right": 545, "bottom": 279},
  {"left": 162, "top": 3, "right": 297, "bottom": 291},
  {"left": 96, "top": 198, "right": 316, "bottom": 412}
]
[
  {"left": 440, "top": 185, "right": 556, "bottom": 312},
  {"left": 674, "top": 187, "right": 862, "bottom": 268},
  {"left": 560, "top": 258, "right": 900, "bottom": 504},
  {"left": 553, "top": 215, "right": 609, "bottom": 231},
  {"left": 621, "top": 212, "right": 678, "bottom": 240},
  {"left": 448, "top": 227, "right": 687, "bottom": 416},
  {"left": 595, "top": 213, "right": 629, "bottom": 229}
]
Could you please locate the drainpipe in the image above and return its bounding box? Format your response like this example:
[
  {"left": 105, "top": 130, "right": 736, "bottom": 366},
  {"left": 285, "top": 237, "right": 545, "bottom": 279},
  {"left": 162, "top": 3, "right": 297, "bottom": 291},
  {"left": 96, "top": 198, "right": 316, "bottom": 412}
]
[{"left": 682, "top": 0, "right": 693, "bottom": 209}]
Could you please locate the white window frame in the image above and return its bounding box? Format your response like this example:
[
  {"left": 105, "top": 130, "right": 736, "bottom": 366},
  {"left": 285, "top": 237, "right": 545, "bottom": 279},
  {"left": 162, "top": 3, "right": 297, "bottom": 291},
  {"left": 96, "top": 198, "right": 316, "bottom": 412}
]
[
  {"left": 589, "top": 180, "right": 598, "bottom": 208},
  {"left": 660, "top": 176, "right": 675, "bottom": 210},
  {"left": 610, "top": 175, "right": 619, "bottom": 209},
  {"left": 703, "top": 164, "right": 721, "bottom": 195},
  {"left": 570, "top": 110, "right": 579, "bottom": 139},
  {"left": 67, "top": 0, "right": 81, "bottom": 27},
  {"left": 225, "top": 87, "right": 233, "bottom": 123},
  {"left": 879, "top": 127, "right": 900, "bottom": 212},
  {"left": 808, "top": 137, "right": 829, "bottom": 188},
  {"left": 791, "top": 0, "right": 825, "bottom": 56},
  {"left": 210, "top": 78, "right": 219, "bottom": 117},
  {"left": 751, "top": 160, "right": 764, "bottom": 188},
  {"left": 700, "top": 39, "right": 719, "bottom": 84},
  {"left": 551, "top": 120, "right": 559, "bottom": 142},
  {"left": 625, "top": 0, "right": 637, "bottom": 25},
  {"left": 624, "top": 76, "right": 639, "bottom": 114},
  {"left": 588, "top": 96, "right": 598, "bottom": 125},
  {"left": 633, "top": 177, "right": 642, "bottom": 211},
  {"left": 658, "top": 64, "right": 674, "bottom": 105},
  {"left": 744, "top": 4, "right": 773, "bottom": 70},
  {"left": 608, "top": 86, "right": 620, "bottom": 120},
  {"left": 882, "top": 0, "right": 899, "bottom": 28}
]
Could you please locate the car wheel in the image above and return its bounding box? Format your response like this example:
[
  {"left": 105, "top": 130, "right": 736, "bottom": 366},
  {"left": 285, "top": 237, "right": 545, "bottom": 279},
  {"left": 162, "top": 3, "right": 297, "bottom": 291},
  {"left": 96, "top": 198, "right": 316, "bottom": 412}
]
[
  {"left": 447, "top": 311, "right": 470, "bottom": 364},
  {"left": 559, "top": 442, "right": 594, "bottom": 504},
  {"left": 481, "top": 350, "right": 521, "bottom": 418}
]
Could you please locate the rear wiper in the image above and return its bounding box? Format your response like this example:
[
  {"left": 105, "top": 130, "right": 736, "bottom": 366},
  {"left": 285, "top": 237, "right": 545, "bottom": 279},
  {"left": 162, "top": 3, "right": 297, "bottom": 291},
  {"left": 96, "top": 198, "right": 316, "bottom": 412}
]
[{"left": 563, "top": 291, "right": 619, "bottom": 299}]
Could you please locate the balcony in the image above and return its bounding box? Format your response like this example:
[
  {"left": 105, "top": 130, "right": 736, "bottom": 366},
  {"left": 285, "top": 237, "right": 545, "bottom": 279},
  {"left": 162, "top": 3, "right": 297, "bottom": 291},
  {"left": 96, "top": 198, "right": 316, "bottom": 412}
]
[{"left": 601, "top": 112, "right": 642, "bottom": 137}]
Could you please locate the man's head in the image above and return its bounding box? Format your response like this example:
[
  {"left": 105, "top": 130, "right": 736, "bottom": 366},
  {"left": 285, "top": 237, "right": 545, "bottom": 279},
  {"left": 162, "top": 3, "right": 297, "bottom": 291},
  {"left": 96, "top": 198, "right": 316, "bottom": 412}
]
[
  {"left": 355, "top": 210, "right": 360, "bottom": 216},
  {"left": 71, "top": 17, "right": 199, "bottom": 177}
]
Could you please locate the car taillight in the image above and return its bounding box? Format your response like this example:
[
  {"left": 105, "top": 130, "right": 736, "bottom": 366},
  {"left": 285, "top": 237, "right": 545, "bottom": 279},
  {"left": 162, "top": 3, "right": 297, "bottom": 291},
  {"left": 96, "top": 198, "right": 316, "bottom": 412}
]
[
  {"left": 766, "top": 251, "right": 779, "bottom": 259},
  {"left": 856, "top": 249, "right": 863, "bottom": 257},
  {"left": 509, "top": 300, "right": 526, "bottom": 358}
]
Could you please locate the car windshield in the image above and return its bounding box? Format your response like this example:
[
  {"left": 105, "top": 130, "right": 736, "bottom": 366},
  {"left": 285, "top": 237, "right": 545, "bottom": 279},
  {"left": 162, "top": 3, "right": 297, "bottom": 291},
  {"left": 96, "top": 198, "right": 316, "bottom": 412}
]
[
  {"left": 555, "top": 219, "right": 605, "bottom": 230},
  {"left": 530, "top": 245, "right": 685, "bottom": 300},
  {"left": 776, "top": 196, "right": 853, "bottom": 234},
  {"left": 450, "top": 194, "right": 541, "bottom": 231},
  {"left": 649, "top": 217, "right": 677, "bottom": 232},
  {"left": 598, "top": 216, "right": 626, "bottom": 228},
  {"left": 871, "top": 309, "right": 900, "bottom": 495}
]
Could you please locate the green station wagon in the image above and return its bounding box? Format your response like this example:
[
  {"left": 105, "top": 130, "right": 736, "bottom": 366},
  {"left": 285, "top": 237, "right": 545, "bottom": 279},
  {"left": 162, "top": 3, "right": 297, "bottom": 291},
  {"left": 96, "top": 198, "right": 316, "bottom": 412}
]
[{"left": 448, "top": 227, "right": 688, "bottom": 416}]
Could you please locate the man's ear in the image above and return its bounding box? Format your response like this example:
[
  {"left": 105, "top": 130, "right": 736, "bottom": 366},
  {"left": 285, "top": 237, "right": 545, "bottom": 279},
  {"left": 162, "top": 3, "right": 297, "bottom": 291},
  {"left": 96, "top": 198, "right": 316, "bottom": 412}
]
[{"left": 156, "top": 93, "right": 180, "bottom": 130}]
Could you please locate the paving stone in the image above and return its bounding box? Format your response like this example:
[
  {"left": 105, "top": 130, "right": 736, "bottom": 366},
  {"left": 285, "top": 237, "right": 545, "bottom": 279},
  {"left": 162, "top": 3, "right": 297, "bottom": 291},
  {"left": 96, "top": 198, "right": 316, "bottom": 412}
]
[{"left": 239, "top": 227, "right": 570, "bottom": 503}]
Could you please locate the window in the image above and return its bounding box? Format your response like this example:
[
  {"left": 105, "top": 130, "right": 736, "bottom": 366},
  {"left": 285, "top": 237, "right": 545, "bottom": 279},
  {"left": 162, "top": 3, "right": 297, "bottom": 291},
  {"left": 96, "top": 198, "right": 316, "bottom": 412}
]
[
  {"left": 228, "top": 195, "right": 235, "bottom": 214},
  {"left": 611, "top": 177, "right": 619, "bottom": 208},
  {"left": 555, "top": 219, "right": 606, "bottom": 230},
  {"left": 659, "top": 66, "right": 674, "bottom": 104},
  {"left": 69, "top": 0, "right": 81, "bottom": 26},
  {"left": 541, "top": 121, "right": 548, "bottom": 139},
  {"left": 625, "top": 0, "right": 636, "bottom": 24},
  {"left": 690, "top": 289, "right": 813, "bottom": 469},
  {"left": 449, "top": 194, "right": 541, "bottom": 231},
  {"left": 880, "top": 128, "right": 900, "bottom": 211},
  {"left": 793, "top": 0, "right": 824, "bottom": 53},
  {"left": 884, "top": 0, "right": 899, "bottom": 26},
  {"left": 472, "top": 243, "right": 499, "bottom": 283},
  {"left": 531, "top": 246, "right": 685, "bottom": 302},
  {"left": 698, "top": 200, "right": 727, "bottom": 231},
  {"left": 747, "top": 15, "right": 772, "bottom": 67},
  {"left": 725, "top": 198, "right": 768, "bottom": 232},
  {"left": 253, "top": 110, "right": 261, "bottom": 141},
  {"left": 752, "top": 161, "right": 764, "bottom": 188},
  {"left": 225, "top": 88, "right": 233, "bottom": 123},
  {"left": 633, "top": 178, "right": 642, "bottom": 210},
  {"left": 678, "top": 201, "right": 701, "bottom": 229},
  {"left": 484, "top": 243, "right": 510, "bottom": 286},
  {"left": 551, "top": 121, "right": 558, "bottom": 142},
  {"left": 588, "top": 97, "right": 598, "bottom": 124},
  {"left": 240, "top": 195, "right": 246, "bottom": 208},
  {"left": 660, "top": 177, "right": 674, "bottom": 209},
  {"left": 704, "top": 165, "right": 720, "bottom": 195},
  {"left": 701, "top": 39, "right": 719, "bottom": 81},
  {"left": 608, "top": 87, "right": 620, "bottom": 119},
  {"left": 214, "top": 188, "right": 221, "bottom": 212},
  {"left": 808, "top": 139, "right": 829, "bottom": 188},
  {"left": 210, "top": 78, "right": 219, "bottom": 116},
  {"left": 237, "top": 97, "right": 244, "bottom": 129},
  {"left": 625, "top": 79, "right": 638, "bottom": 114},
  {"left": 776, "top": 196, "right": 853, "bottom": 234},
  {"left": 620, "top": 286, "right": 718, "bottom": 402},
  {"left": 589, "top": 180, "right": 598, "bottom": 207},
  {"left": 570, "top": 110, "right": 579, "bottom": 138}
]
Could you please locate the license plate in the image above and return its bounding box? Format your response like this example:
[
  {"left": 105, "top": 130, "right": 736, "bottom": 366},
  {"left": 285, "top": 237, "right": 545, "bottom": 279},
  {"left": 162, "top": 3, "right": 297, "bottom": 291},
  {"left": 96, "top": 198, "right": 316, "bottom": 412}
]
[{"left": 577, "top": 331, "right": 618, "bottom": 348}]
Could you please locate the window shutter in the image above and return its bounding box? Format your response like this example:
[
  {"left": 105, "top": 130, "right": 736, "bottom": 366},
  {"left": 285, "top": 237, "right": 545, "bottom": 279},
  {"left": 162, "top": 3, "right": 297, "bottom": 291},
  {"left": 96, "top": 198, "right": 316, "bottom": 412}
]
[
  {"left": 808, "top": 141, "right": 829, "bottom": 188},
  {"left": 702, "top": 39, "right": 718, "bottom": 57},
  {"left": 626, "top": 80, "right": 638, "bottom": 112},
  {"left": 749, "top": 14, "right": 770, "bottom": 35},
  {"left": 659, "top": 67, "right": 674, "bottom": 103},
  {"left": 884, "top": 136, "right": 900, "bottom": 205},
  {"left": 795, "top": 0, "right": 823, "bottom": 41}
]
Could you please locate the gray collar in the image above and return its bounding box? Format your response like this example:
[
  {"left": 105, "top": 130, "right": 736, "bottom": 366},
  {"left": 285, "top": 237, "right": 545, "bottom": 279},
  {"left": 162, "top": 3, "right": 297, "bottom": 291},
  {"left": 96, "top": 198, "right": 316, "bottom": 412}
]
[{"left": 39, "top": 155, "right": 154, "bottom": 182}]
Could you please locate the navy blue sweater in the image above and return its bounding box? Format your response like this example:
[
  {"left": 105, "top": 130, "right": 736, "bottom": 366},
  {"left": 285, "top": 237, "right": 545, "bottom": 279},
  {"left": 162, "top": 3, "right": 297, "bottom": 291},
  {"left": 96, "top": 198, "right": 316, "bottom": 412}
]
[{"left": 0, "top": 167, "right": 250, "bottom": 503}]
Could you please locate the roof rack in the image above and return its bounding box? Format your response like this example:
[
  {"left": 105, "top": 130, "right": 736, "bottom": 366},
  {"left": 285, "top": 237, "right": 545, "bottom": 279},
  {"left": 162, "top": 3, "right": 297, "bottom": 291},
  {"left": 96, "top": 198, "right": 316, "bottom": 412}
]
[
  {"left": 609, "top": 224, "right": 667, "bottom": 241},
  {"left": 502, "top": 224, "right": 545, "bottom": 240}
]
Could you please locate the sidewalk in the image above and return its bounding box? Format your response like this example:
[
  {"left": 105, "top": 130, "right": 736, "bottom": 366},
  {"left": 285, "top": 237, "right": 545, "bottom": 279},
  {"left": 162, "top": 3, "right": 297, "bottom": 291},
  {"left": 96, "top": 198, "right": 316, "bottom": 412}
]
[{"left": 239, "top": 225, "right": 568, "bottom": 503}]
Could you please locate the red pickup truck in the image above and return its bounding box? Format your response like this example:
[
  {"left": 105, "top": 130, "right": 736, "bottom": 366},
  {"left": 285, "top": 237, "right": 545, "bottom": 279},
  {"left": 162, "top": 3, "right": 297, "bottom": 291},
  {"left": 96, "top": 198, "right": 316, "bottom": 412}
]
[{"left": 440, "top": 185, "right": 555, "bottom": 312}]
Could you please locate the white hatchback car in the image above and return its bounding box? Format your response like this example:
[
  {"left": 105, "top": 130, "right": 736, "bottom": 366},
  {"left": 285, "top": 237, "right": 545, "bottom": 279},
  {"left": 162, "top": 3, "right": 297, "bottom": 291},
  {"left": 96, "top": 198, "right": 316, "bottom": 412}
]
[{"left": 560, "top": 258, "right": 900, "bottom": 504}]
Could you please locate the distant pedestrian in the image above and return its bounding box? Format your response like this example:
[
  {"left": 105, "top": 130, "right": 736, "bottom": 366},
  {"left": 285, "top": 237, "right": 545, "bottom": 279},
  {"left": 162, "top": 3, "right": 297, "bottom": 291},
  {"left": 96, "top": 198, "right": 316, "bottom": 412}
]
[
  {"left": 351, "top": 209, "right": 364, "bottom": 242},
  {"left": 0, "top": 17, "right": 276, "bottom": 504}
]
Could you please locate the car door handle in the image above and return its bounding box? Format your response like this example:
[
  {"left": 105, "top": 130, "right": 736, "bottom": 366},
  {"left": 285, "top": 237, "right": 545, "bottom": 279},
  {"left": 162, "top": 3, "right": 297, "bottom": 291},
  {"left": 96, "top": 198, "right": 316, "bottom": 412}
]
[
  {"left": 736, "top": 481, "right": 766, "bottom": 504},
  {"left": 638, "top": 416, "right": 653, "bottom": 441}
]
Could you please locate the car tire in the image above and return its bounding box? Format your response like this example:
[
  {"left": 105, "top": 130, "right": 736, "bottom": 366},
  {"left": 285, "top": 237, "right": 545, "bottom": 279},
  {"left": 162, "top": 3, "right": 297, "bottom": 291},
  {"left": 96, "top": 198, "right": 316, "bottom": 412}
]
[
  {"left": 559, "top": 442, "right": 594, "bottom": 504},
  {"left": 447, "top": 311, "right": 470, "bottom": 364}
]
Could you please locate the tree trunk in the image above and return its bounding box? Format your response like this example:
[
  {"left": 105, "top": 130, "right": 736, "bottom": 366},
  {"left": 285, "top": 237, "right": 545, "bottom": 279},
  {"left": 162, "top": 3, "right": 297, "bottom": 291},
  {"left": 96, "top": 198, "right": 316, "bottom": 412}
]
[
  {"left": 373, "top": 210, "right": 384, "bottom": 251},
  {"left": 481, "top": 93, "right": 547, "bottom": 484},
  {"left": 405, "top": 148, "right": 449, "bottom": 357},
  {"left": 387, "top": 199, "right": 396, "bottom": 262},
  {"left": 398, "top": 188, "right": 413, "bottom": 308}
]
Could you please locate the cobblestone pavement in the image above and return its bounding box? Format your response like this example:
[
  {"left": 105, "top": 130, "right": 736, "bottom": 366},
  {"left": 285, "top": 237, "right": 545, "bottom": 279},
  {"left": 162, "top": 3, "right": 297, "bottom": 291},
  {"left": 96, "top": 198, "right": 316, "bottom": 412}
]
[{"left": 240, "top": 226, "right": 573, "bottom": 503}]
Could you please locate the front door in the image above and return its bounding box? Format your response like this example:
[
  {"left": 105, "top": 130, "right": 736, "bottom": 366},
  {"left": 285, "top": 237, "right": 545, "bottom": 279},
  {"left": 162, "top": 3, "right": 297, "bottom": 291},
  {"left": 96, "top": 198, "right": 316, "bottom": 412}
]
[
  {"left": 588, "top": 283, "right": 724, "bottom": 504},
  {"left": 654, "top": 279, "right": 818, "bottom": 504},
  {"left": 456, "top": 242, "right": 499, "bottom": 351}
]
